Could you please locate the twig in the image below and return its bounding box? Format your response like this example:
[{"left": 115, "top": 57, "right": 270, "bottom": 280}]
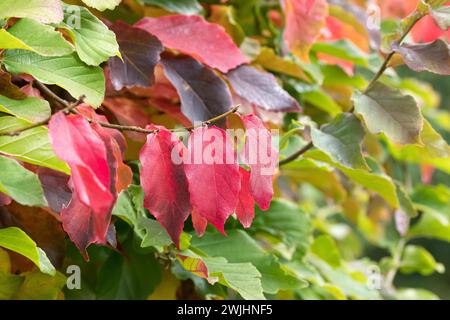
[
  {"left": 72, "top": 105, "right": 240, "bottom": 134},
  {"left": 1, "top": 81, "right": 240, "bottom": 136},
  {"left": 279, "top": 7, "right": 426, "bottom": 166},
  {"left": 0, "top": 97, "right": 85, "bottom": 136},
  {"left": 384, "top": 238, "right": 407, "bottom": 294}
]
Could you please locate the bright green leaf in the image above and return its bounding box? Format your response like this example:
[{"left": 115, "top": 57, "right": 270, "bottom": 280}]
[
  {"left": 0, "top": 155, "right": 47, "bottom": 206},
  {"left": 400, "top": 245, "right": 444, "bottom": 276},
  {"left": 0, "top": 227, "right": 55, "bottom": 275},
  {"left": 0, "top": 18, "right": 73, "bottom": 56},
  {"left": 81, "top": 0, "right": 122, "bottom": 11},
  {"left": 0, "top": 0, "right": 63, "bottom": 24},
  {"left": 0, "top": 117, "right": 70, "bottom": 173},
  {"left": 59, "top": 4, "right": 120, "bottom": 66},
  {"left": 140, "top": 0, "right": 202, "bottom": 15},
  {"left": 3, "top": 50, "right": 105, "bottom": 107},
  {"left": 0, "top": 95, "right": 50, "bottom": 123}
]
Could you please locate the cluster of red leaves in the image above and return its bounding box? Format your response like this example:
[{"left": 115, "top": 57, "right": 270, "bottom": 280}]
[
  {"left": 49, "top": 106, "right": 132, "bottom": 258},
  {"left": 47, "top": 14, "right": 290, "bottom": 256}
]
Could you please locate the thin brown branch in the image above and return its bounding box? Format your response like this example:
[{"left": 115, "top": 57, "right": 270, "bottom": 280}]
[
  {"left": 1, "top": 80, "right": 240, "bottom": 136},
  {"left": 0, "top": 97, "right": 85, "bottom": 137},
  {"left": 73, "top": 105, "right": 240, "bottom": 134}
]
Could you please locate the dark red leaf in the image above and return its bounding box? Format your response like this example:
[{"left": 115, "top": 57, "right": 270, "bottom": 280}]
[
  {"left": 49, "top": 112, "right": 114, "bottom": 214},
  {"left": 135, "top": 15, "right": 247, "bottom": 72},
  {"left": 161, "top": 55, "right": 233, "bottom": 125},
  {"left": 139, "top": 126, "right": 191, "bottom": 248},
  {"left": 191, "top": 207, "right": 207, "bottom": 237},
  {"left": 185, "top": 126, "right": 241, "bottom": 233},
  {"left": 235, "top": 167, "right": 255, "bottom": 228},
  {"left": 109, "top": 21, "right": 164, "bottom": 90},
  {"left": 37, "top": 167, "right": 71, "bottom": 213},
  {"left": 225, "top": 65, "right": 301, "bottom": 112},
  {"left": 61, "top": 191, "right": 112, "bottom": 259},
  {"left": 240, "top": 114, "right": 278, "bottom": 210}
]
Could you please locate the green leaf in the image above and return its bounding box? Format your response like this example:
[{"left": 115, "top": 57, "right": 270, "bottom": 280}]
[
  {"left": 431, "top": 6, "right": 450, "bottom": 30},
  {"left": 191, "top": 230, "right": 307, "bottom": 294},
  {"left": 204, "top": 257, "right": 264, "bottom": 300},
  {"left": 302, "top": 89, "right": 342, "bottom": 116},
  {"left": 0, "top": 271, "right": 24, "bottom": 300},
  {"left": 400, "top": 245, "right": 444, "bottom": 276},
  {"left": 0, "top": 117, "right": 70, "bottom": 173},
  {"left": 0, "top": 227, "right": 55, "bottom": 275},
  {"left": 13, "top": 270, "right": 66, "bottom": 300},
  {"left": 394, "top": 288, "right": 439, "bottom": 300},
  {"left": 408, "top": 185, "right": 450, "bottom": 242},
  {"left": 3, "top": 50, "right": 105, "bottom": 107},
  {"left": 96, "top": 239, "right": 162, "bottom": 299},
  {"left": 140, "top": 0, "right": 202, "bottom": 15},
  {"left": 282, "top": 159, "right": 347, "bottom": 202},
  {"left": 178, "top": 251, "right": 265, "bottom": 300},
  {"left": 409, "top": 209, "right": 450, "bottom": 243},
  {"left": 0, "top": 95, "right": 50, "bottom": 123},
  {"left": 311, "top": 235, "right": 341, "bottom": 268},
  {"left": 81, "top": 0, "right": 122, "bottom": 11},
  {"left": 308, "top": 255, "right": 380, "bottom": 300},
  {"left": 395, "top": 182, "right": 417, "bottom": 218},
  {"left": 0, "top": 155, "right": 47, "bottom": 206},
  {"left": 353, "top": 82, "right": 422, "bottom": 144},
  {"left": 252, "top": 199, "right": 312, "bottom": 258},
  {"left": 59, "top": 4, "right": 120, "bottom": 66},
  {"left": 0, "top": 0, "right": 63, "bottom": 24},
  {"left": 311, "top": 40, "right": 369, "bottom": 67},
  {"left": 311, "top": 113, "right": 368, "bottom": 169},
  {"left": 113, "top": 185, "right": 172, "bottom": 250},
  {"left": 305, "top": 149, "right": 399, "bottom": 207},
  {"left": 321, "top": 64, "right": 367, "bottom": 90},
  {"left": 0, "top": 18, "right": 73, "bottom": 56}
]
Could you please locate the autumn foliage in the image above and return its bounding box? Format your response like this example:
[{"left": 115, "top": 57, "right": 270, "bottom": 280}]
[{"left": 0, "top": 0, "right": 450, "bottom": 300}]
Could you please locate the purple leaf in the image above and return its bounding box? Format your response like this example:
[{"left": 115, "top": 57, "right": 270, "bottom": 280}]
[
  {"left": 225, "top": 65, "right": 301, "bottom": 112},
  {"left": 393, "top": 40, "right": 450, "bottom": 76},
  {"left": 161, "top": 55, "right": 233, "bottom": 125},
  {"left": 109, "top": 21, "right": 164, "bottom": 90}
]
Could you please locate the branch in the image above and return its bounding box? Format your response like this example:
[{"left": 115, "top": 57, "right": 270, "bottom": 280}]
[
  {"left": 0, "top": 97, "right": 85, "bottom": 137},
  {"left": 72, "top": 105, "right": 240, "bottom": 134},
  {"left": 279, "top": 6, "right": 427, "bottom": 166},
  {"left": 0, "top": 81, "right": 240, "bottom": 136}
]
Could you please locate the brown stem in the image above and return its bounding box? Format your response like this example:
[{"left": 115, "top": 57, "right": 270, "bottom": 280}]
[
  {"left": 0, "top": 97, "right": 85, "bottom": 137},
  {"left": 1, "top": 81, "right": 239, "bottom": 136}
]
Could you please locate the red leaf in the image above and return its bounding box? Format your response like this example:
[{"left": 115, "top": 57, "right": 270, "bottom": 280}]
[
  {"left": 139, "top": 126, "right": 191, "bottom": 248},
  {"left": 49, "top": 110, "right": 131, "bottom": 257},
  {"left": 412, "top": 15, "right": 450, "bottom": 43},
  {"left": 103, "top": 97, "right": 152, "bottom": 142},
  {"left": 135, "top": 15, "right": 248, "bottom": 72},
  {"left": 283, "top": 0, "right": 329, "bottom": 60},
  {"left": 49, "top": 113, "right": 113, "bottom": 214},
  {"left": 191, "top": 207, "right": 207, "bottom": 237},
  {"left": 240, "top": 114, "right": 278, "bottom": 210},
  {"left": 185, "top": 126, "right": 241, "bottom": 234},
  {"left": 60, "top": 191, "right": 111, "bottom": 260},
  {"left": 236, "top": 167, "right": 255, "bottom": 228}
]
